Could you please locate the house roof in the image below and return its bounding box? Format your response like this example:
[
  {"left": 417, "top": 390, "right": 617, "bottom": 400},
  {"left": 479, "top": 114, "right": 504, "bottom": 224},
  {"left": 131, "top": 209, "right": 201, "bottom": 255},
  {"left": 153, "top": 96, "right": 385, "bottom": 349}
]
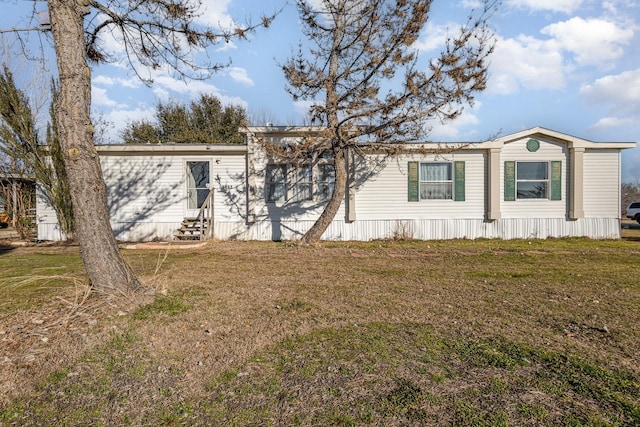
[
  {"left": 241, "top": 125, "right": 636, "bottom": 151},
  {"left": 95, "top": 126, "right": 636, "bottom": 154},
  {"left": 95, "top": 143, "right": 248, "bottom": 155},
  {"left": 0, "top": 172, "right": 36, "bottom": 183},
  {"left": 483, "top": 126, "right": 636, "bottom": 150}
]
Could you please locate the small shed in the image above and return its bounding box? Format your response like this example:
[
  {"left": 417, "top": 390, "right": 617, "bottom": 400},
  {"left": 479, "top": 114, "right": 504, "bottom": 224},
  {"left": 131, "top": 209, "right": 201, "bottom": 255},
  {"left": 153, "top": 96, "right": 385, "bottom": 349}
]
[{"left": 1, "top": 173, "right": 36, "bottom": 228}]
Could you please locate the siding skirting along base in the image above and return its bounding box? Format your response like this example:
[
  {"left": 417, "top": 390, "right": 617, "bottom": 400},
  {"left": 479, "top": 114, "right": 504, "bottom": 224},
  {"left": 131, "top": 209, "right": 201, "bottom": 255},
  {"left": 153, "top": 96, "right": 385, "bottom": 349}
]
[
  {"left": 227, "top": 218, "right": 621, "bottom": 241},
  {"left": 37, "top": 218, "right": 621, "bottom": 242}
]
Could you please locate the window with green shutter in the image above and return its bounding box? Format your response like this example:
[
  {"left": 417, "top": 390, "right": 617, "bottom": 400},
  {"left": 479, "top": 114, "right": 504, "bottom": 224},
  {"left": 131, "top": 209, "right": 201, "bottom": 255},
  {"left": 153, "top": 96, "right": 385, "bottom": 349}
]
[
  {"left": 408, "top": 161, "right": 419, "bottom": 202},
  {"left": 504, "top": 161, "right": 516, "bottom": 201},
  {"left": 504, "top": 161, "right": 562, "bottom": 201},
  {"left": 408, "top": 161, "right": 465, "bottom": 201},
  {"left": 550, "top": 161, "right": 562, "bottom": 200},
  {"left": 454, "top": 161, "right": 465, "bottom": 201}
]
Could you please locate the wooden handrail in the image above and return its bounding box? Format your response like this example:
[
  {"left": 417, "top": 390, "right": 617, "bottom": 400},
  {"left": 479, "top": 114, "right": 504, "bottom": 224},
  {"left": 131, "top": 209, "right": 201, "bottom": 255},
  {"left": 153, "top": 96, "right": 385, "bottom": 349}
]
[{"left": 197, "top": 188, "right": 215, "bottom": 240}]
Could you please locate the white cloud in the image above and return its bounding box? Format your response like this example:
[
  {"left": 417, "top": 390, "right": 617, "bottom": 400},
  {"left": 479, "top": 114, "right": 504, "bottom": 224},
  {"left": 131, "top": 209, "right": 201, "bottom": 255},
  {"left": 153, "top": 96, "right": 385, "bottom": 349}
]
[
  {"left": 148, "top": 73, "right": 249, "bottom": 109},
  {"left": 98, "top": 107, "right": 156, "bottom": 144},
  {"left": 580, "top": 68, "right": 640, "bottom": 110},
  {"left": 306, "top": 0, "right": 325, "bottom": 9},
  {"left": 588, "top": 116, "right": 635, "bottom": 131},
  {"left": 426, "top": 103, "right": 482, "bottom": 141},
  {"left": 196, "top": 0, "right": 236, "bottom": 28},
  {"left": 89, "top": 0, "right": 239, "bottom": 75},
  {"left": 581, "top": 69, "right": 640, "bottom": 140},
  {"left": 413, "top": 22, "right": 450, "bottom": 53},
  {"left": 293, "top": 100, "right": 316, "bottom": 120},
  {"left": 228, "top": 67, "right": 254, "bottom": 87},
  {"left": 485, "top": 14, "right": 634, "bottom": 95},
  {"left": 602, "top": 0, "right": 638, "bottom": 16},
  {"left": 506, "top": 0, "right": 585, "bottom": 14},
  {"left": 541, "top": 17, "right": 633, "bottom": 67},
  {"left": 93, "top": 74, "right": 142, "bottom": 89},
  {"left": 487, "top": 35, "right": 565, "bottom": 94},
  {"left": 92, "top": 85, "right": 125, "bottom": 108},
  {"left": 461, "top": 0, "right": 484, "bottom": 8}
]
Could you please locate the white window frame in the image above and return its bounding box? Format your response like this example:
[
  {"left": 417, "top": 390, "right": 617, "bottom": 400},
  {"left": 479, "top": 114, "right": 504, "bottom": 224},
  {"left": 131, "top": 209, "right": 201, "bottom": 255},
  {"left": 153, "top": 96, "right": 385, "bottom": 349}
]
[
  {"left": 516, "top": 161, "right": 549, "bottom": 200},
  {"left": 316, "top": 163, "right": 335, "bottom": 202},
  {"left": 265, "top": 164, "right": 288, "bottom": 203},
  {"left": 265, "top": 162, "right": 335, "bottom": 203},
  {"left": 419, "top": 162, "right": 453, "bottom": 200}
]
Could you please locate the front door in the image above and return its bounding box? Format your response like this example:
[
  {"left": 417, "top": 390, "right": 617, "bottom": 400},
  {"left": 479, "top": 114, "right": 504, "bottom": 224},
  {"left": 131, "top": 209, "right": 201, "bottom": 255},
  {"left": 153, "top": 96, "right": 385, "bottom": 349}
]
[{"left": 186, "top": 160, "right": 211, "bottom": 218}]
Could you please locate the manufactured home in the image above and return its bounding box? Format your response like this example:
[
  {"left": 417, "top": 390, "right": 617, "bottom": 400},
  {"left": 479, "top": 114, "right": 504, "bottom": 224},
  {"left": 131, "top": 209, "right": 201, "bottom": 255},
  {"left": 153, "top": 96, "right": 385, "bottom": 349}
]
[{"left": 36, "top": 126, "right": 636, "bottom": 242}]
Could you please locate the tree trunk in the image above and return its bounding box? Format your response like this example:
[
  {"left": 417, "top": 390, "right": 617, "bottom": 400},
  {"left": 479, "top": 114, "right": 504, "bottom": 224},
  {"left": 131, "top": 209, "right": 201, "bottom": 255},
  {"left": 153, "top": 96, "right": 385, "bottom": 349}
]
[
  {"left": 300, "top": 148, "right": 347, "bottom": 244},
  {"left": 47, "top": 0, "right": 141, "bottom": 293}
]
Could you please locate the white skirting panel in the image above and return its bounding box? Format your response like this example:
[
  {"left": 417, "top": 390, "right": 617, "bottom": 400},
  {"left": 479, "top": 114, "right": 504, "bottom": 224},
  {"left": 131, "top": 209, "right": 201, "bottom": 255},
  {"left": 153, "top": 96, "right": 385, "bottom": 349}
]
[
  {"left": 111, "top": 222, "right": 183, "bottom": 242},
  {"left": 38, "top": 218, "right": 621, "bottom": 242},
  {"left": 37, "top": 223, "right": 68, "bottom": 241},
  {"left": 216, "top": 217, "right": 621, "bottom": 241}
]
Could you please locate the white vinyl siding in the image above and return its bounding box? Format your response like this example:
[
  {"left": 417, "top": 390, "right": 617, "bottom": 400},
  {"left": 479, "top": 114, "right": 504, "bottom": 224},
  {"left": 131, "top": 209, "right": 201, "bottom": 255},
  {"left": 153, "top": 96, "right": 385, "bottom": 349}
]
[
  {"left": 354, "top": 152, "right": 483, "bottom": 220},
  {"left": 98, "top": 152, "right": 247, "bottom": 241},
  {"left": 583, "top": 150, "right": 620, "bottom": 218},
  {"left": 101, "top": 155, "right": 184, "bottom": 224},
  {"left": 211, "top": 155, "right": 248, "bottom": 223}
]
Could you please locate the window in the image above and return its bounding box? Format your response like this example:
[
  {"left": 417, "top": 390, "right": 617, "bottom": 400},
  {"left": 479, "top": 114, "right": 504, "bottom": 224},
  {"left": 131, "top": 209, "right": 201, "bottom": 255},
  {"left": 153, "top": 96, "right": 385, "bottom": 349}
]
[
  {"left": 420, "top": 163, "right": 453, "bottom": 200},
  {"left": 266, "top": 164, "right": 287, "bottom": 203},
  {"left": 504, "top": 161, "right": 562, "bottom": 201},
  {"left": 516, "top": 162, "right": 548, "bottom": 199},
  {"left": 289, "top": 166, "right": 312, "bottom": 202},
  {"left": 266, "top": 163, "right": 334, "bottom": 203},
  {"left": 186, "top": 161, "right": 210, "bottom": 210},
  {"left": 408, "top": 161, "right": 465, "bottom": 202},
  {"left": 317, "top": 164, "right": 336, "bottom": 201}
]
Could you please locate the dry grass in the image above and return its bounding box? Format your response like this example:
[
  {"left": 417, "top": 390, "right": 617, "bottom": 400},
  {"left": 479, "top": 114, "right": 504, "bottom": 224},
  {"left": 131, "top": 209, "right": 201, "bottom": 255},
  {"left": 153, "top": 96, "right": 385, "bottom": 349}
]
[{"left": 1, "top": 234, "right": 639, "bottom": 426}]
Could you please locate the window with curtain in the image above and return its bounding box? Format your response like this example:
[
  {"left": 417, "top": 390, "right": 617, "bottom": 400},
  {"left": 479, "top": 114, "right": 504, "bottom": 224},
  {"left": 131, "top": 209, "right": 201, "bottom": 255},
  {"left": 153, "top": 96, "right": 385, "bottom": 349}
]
[{"left": 420, "top": 163, "right": 453, "bottom": 200}]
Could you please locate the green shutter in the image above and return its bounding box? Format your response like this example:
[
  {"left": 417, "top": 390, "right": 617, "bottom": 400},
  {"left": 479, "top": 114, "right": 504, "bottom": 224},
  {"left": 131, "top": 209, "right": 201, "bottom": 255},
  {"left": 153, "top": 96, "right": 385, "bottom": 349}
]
[
  {"left": 504, "top": 161, "right": 516, "bottom": 201},
  {"left": 550, "top": 161, "right": 562, "bottom": 201},
  {"left": 454, "top": 161, "right": 465, "bottom": 201},
  {"left": 408, "top": 162, "right": 419, "bottom": 202}
]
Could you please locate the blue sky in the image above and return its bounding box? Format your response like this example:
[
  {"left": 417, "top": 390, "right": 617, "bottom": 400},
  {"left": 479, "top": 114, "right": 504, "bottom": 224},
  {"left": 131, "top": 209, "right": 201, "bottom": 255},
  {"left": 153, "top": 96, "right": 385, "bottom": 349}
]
[{"left": 1, "top": 0, "right": 639, "bottom": 182}]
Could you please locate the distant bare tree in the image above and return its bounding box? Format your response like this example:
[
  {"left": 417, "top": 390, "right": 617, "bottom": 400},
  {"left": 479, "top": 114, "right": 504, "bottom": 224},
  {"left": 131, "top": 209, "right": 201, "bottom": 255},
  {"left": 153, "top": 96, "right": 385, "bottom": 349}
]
[
  {"left": 275, "top": 0, "right": 496, "bottom": 243},
  {"left": 622, "top": 182, "right": 640, "bottom": 217}
]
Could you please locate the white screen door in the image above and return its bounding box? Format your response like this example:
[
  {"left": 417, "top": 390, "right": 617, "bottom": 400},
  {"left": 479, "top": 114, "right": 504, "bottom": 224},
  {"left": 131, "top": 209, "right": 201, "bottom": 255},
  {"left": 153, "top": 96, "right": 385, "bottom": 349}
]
[{"left": 186, "top": 161, "right": 210, "bottom": 217}]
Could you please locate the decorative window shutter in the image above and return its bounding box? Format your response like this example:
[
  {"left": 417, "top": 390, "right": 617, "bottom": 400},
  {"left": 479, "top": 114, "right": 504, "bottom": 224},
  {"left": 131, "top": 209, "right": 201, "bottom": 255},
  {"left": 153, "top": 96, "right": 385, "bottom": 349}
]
[
  {"left": 408, "top": 161, "right": 419, "bottom": 202},
  {"left": 454, "top": 161, "right": 465, "bottom": 201},
  {"left": 504, "top": 161, "right": 516, "bottom": 201},
  {"left": 550, "top": 161, "right": 562, "bottom": 201}
]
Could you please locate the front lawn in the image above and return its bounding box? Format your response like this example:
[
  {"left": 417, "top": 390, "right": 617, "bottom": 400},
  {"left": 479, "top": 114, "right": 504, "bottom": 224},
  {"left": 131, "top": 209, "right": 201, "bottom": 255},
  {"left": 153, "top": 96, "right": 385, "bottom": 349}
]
[{"left": 1, "top": 237, "right": 639, "bottom": 426}]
